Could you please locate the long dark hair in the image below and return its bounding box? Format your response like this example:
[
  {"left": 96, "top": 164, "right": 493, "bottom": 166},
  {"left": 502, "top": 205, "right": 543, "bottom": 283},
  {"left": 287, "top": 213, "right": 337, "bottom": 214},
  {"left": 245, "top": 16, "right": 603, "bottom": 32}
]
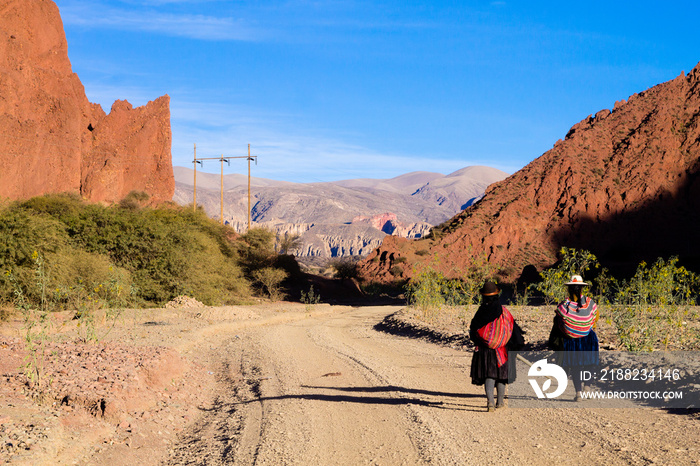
[{"left": 567, "top": 285, "right": 585, "bottom": 306}]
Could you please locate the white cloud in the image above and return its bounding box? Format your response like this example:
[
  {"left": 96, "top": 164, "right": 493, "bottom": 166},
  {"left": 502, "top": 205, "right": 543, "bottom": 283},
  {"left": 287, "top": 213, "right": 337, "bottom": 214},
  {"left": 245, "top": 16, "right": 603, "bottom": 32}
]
[
  {"left": 169, "top": 100, "right": 480, "bottom": 183},
  {"left": 57, "top": 1, "right": 262, "bottom": 41},
  {"left": 78, "top": 87, "right": 509, "bottom": 184}
]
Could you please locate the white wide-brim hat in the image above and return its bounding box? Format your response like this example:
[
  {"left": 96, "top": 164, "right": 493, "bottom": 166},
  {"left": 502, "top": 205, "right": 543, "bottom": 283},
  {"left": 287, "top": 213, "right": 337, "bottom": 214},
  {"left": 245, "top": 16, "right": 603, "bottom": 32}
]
[{"left": 565, "top": 275, "right": 588, "bottom": 286}]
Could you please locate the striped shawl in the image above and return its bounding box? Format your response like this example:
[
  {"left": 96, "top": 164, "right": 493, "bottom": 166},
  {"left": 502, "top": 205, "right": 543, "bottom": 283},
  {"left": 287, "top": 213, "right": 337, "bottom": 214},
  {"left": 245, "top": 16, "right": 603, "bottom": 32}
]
[
  {"left": 476, "top": 306, "right": 514, "bottom": 367},
  {"left": 556, "top": 297, "right": 598, "bottom": 338}
]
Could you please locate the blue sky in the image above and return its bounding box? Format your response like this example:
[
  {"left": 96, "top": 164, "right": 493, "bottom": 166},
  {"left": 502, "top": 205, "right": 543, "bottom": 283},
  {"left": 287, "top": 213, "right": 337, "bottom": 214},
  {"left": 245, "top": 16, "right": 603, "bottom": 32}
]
[{"left": 54, "top": 0, "right": 700, "bottom": 183}]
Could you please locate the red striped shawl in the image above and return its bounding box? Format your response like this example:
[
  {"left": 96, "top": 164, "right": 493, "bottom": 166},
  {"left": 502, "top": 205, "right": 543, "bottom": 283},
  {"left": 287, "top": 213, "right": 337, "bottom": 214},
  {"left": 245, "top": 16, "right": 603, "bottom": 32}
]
[{"left": 476, "top": 306, "right": 514, "bottom": 367}]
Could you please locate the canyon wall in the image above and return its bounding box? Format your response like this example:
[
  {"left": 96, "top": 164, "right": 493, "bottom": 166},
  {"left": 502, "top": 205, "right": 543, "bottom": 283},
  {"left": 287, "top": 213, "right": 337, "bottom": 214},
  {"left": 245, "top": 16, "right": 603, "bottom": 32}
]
[
  {"left": 359, "top": 62, "right": 700, "bottom": 283},
  {"left": 0, "top": 0, "right": 173, "bottom": 203}
]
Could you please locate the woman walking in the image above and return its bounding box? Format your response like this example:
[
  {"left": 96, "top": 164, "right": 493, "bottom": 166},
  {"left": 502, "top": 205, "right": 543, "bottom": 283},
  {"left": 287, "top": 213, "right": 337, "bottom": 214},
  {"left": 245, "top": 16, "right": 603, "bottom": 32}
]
[
  {"left": 548, "top": 275, "right": 599, "bottom": 401},
  {"left": 469, "top": 281, "right": 525, "bottom": 412}
]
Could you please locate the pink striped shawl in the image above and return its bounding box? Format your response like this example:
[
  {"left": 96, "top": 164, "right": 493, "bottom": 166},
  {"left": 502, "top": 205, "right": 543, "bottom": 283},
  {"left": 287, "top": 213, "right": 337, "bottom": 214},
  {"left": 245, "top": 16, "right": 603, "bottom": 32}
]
[{"left": 556, "top": 297, "right": 598, "bottom": 338}]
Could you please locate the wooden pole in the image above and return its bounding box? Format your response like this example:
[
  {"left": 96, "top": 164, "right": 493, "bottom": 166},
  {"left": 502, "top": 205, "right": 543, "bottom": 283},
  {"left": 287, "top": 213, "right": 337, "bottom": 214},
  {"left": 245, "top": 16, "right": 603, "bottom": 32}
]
[
  {"left": 247, "top": 144, "right": 251, "bottom": 232},
  {"left": 220, "top": 154, "right": 224, "bottom": 225},
  {"left": 193, "top": 144, "right": 197, "bottom": 211}
]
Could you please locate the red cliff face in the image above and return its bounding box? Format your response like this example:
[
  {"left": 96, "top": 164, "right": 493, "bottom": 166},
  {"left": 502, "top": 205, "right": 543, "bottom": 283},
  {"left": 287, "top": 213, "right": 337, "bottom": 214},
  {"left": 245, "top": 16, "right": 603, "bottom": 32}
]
[
  {"left": 0, "top": 0, "right": 174, "bottom": 203},
  {"left": 359, "top": 62, "right": 700, "bottom": 283}
]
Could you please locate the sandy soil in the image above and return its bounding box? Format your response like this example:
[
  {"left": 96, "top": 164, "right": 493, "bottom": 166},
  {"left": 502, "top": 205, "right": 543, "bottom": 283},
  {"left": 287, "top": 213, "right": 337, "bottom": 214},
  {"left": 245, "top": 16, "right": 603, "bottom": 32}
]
[{"left": 1, "top": 302, "right": 698, "bottom": 465}]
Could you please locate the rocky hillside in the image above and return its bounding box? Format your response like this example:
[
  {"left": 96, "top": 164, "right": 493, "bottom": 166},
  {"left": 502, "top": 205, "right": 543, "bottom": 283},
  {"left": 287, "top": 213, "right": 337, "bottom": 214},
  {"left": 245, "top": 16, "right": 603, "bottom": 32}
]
[
  {"left": 0, "top": 0, "right": 173, "bottom": 203},
  {"left": 359, "top": 61, "right": 700, "bottom": 283},
  {"left": 173, "top": 166, "right": 508, "bottom": 258}
]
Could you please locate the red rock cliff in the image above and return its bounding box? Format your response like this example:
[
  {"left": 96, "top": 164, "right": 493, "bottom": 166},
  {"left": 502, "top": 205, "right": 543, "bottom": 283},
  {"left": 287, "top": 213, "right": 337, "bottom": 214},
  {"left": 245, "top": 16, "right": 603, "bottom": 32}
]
[
  {"left": 0, "top": 0, "right": 174, "bottom": 203},
  {"left": 359, "top": 61, "right": 700, "bottom": 283}
]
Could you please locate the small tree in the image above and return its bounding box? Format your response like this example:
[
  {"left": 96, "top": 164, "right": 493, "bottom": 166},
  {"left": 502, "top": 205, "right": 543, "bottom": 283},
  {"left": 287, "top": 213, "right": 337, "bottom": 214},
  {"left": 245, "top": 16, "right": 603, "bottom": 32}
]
[
  {"left": 241, "top": 227, "right": 276, "bottom": 271},
  {"left": 252, "top": 267, "right": 287, "bottom": 301},
  {"left": 242, "top": 227, "right": 275, "bottom": 252},
  {"left": 277, "top": 232, "right": 302, "bottom": 255},
  {"left": 329, "top": 258, "right": 358, "bottom": 281},
  {"left": 119, "top": 191, "right": 150, "bottom": 210},
  {"left": 533, "top": 247, "right": 601, "bottom": 304}
]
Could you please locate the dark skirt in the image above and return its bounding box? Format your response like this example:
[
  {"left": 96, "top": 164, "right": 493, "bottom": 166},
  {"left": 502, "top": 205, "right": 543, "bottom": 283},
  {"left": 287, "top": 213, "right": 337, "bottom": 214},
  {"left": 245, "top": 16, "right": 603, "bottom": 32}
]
[
  {"left": 557, "top": 330, "right": 599, "bottom": 368},
  {"left": 470, "top": 348, "right": 516, "bottom": 385}
]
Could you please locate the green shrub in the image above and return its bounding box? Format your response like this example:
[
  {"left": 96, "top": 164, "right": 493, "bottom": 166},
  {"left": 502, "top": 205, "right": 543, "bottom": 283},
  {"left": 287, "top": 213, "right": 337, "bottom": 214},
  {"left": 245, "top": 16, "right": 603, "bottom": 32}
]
[
  {"left": 602, "top": 304, "right": 699, "bottom": 351},
  {"left": 1, "top": 194, "right": 252, "bottom": 307},
  {"left": 119, "top": 191, "right": 150, "bottom": 210},
  {"left": 533, "top": 247, "right": 700, "bottom": 351},
  {"left": 405, "top": 267, "right": 473, "bottom": 320},
  {"left": 613, "top": 256, "right": 698, "bottom": 306},
  {"left": 405, "top": 249, "right": 499, "bottom": 320},
  {"left": 252, "top": 267, "right": 287, "bottom": 301},
  {"left": 406, "top": 267, "right": 447, "bottom": 318},
  {"left": 300, "top": 285, "right": 321, "bottom": 308},
  {"left": 329, "top": 258, "right": 358, "bottom": 281},
  {"left": 240, "top": 227, "right": 276, "bottom": 272},
  {"left": 532, "top": 247, "right": 601, "bottom": 304},
  {"left": 276, "top": 232, "right": 302, "bottom": 255},
  {"left": 0, "top": 208, "right": 70, "bottom": 306}
]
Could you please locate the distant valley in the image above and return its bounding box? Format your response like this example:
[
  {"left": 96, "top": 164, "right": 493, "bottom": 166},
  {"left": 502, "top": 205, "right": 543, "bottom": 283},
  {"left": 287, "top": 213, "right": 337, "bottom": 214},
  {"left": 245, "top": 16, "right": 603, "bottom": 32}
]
[{"left": 172, "top": 166, "right": 508, "bottom": 261}]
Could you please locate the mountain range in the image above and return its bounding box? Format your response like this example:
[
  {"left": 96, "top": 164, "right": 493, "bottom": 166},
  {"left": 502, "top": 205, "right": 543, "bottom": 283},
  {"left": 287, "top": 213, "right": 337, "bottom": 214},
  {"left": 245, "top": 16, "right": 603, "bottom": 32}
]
[{"left": 173, "top": 166, "right": 509, "bottom": 259}]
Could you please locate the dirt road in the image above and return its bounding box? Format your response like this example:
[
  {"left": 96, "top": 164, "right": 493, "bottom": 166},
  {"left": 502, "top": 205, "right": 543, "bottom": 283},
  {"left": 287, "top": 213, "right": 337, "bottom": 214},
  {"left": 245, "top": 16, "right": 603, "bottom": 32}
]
[{"left": 161, "top": 305, "right": 698, "bottom": 465}]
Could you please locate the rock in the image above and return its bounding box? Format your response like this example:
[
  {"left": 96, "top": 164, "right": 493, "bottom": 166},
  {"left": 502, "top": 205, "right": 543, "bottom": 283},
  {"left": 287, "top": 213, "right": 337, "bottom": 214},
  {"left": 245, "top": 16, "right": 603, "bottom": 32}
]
[
  {"left": 352, "top": 213, "right": 401, "bottom": 233},
  {"left": 0, "top": 0, "right": 174, "bottom": 204}
]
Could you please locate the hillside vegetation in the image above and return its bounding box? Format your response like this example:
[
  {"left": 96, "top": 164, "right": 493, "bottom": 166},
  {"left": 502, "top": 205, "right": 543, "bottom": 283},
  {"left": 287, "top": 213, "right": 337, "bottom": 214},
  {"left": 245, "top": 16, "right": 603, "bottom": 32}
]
[{"left": 0, "top": 193, "right": 289, "bottom": 309}]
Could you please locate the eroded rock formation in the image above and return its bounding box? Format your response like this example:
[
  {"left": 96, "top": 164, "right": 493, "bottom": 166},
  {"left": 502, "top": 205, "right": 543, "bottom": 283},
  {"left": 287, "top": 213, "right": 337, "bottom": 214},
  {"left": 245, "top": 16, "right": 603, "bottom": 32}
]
[
  {"left": 359, "top": 62, "right": 700, "bottom": 283},
  {"left": 0, "top": 0, "right": 173, "bottom": 203}
]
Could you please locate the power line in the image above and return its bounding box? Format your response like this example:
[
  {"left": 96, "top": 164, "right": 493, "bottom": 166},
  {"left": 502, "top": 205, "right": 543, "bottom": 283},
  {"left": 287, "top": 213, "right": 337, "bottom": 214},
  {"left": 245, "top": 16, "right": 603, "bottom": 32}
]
[{"left": 192, "top": 144, "right": 257, "bottom": 229}]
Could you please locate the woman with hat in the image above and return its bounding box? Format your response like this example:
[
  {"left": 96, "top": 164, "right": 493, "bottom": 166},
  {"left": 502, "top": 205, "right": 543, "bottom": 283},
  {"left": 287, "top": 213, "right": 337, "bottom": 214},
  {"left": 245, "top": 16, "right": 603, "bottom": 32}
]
[
  {"left": 469, "top": 280, "right": 525, "bottom": 411},
  {"left": 548, "top": 274, "right": 599, "bottom": 401}
]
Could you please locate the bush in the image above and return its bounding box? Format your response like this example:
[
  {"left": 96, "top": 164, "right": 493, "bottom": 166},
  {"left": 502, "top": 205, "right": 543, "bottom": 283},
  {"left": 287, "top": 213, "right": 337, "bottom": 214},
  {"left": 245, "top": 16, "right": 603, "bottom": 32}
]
[
  {"left": 276, "top": 232, "right": 302, "bottom": 255},
  {"left": 613, "top": 256, "right": 698, "bottom": 306},
  {"left": 300, "top": 285, "right": 321, "bottom": 306},
  {"left": 406, "top": 268, "right": 449, "bottom": 318},
  {"left": 405, "top": 249, "right": 499, "bottom": 320},
  {"left": 602, "top": 304, "right": 699, "bottom": 351},
  {"left": 329, "top": 258, "right": 358, "bottom": 281},
  {"left": 252, "top": 267, "right": 287, "bottom": 301},
  {"left": 240, "top": 227, "right": 276, "bottom": 272},
  {"left": 532, "top": 247, "right": 601, "bottom": 304},
  {"left": 0, "top": 194, "right": 252, "bottom": 307},
  {"left": 119, "top": 191, "right": 150, "bottom": 210},
  {"left": 405, "top": 267, "right": 473, "bottom": 321}
]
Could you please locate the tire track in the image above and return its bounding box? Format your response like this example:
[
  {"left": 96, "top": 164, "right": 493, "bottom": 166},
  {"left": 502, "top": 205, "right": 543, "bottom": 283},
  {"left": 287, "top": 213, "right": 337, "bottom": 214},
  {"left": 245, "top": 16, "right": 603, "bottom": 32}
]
[
  {"left": 304, "top": 321, "right": 461, "bottom": 464},
  {"left": 164, "top": 338, "right": 269, "bottom": 465}
]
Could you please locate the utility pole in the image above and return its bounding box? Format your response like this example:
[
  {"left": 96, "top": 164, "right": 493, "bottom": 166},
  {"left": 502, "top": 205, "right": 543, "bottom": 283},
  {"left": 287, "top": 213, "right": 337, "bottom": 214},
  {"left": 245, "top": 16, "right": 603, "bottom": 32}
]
[
  {"left": 192, "top": 144, "right": 202, "bottom": 212},
  {"left": 192, "top": 153, "right": 230, "bottom": 225},
  {"left": 191, "top": 147, "right": 256, "bottom": 229},
  {"left": 247, "top": 144, "right": 252, "bottom": 232},
  {"left": 220, "top": 154, "right": 230, "bottom": 225}
]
